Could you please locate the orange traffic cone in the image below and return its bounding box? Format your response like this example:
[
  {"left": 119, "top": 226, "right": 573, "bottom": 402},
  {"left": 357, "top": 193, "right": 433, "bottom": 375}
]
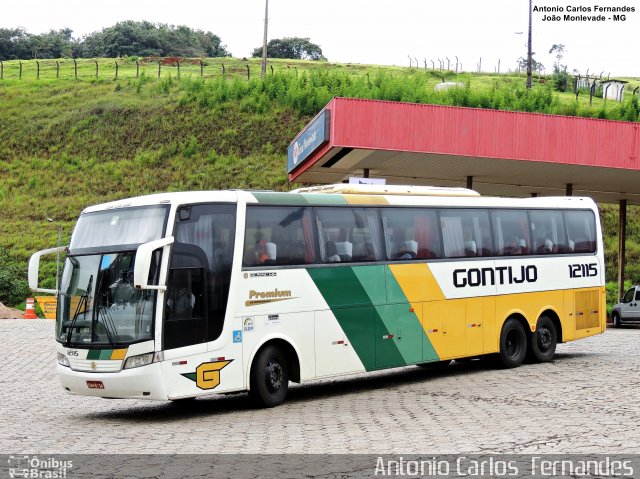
[{"left": 24, "top": 298, "right": 37, "bottom": 319}]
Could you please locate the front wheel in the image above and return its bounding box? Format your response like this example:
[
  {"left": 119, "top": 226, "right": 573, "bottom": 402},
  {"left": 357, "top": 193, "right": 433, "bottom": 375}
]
[
  {"left": 612, "top": 312, "right": 621, "bottom": 328},
  {"left": 498, "top": 318, "right": 527, "bottom": 368},
  {"left": 527, "top": 316, "right": 557, "bottom": 363},
  {"left": 249, "top": 345, "right": 289, "bottom": 408}
]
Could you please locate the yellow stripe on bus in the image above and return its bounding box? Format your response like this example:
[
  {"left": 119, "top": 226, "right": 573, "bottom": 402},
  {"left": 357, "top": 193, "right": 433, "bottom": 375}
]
[{"left": 389, "top": 264, "right": 606, "bottom": 360}]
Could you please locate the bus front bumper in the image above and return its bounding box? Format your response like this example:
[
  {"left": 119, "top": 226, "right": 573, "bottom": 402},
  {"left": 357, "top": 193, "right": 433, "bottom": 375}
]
[{"left": 57, "top": 363, "right": 168, "bottom": 400}]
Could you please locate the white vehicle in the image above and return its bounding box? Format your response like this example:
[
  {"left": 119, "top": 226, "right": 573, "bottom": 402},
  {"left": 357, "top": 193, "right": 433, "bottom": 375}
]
[
  {"left": 611, "top": 286, "right": 640, "bottom": 327},
  {"left": 29, "top": 184, "right": 606, "bottom": 407}
]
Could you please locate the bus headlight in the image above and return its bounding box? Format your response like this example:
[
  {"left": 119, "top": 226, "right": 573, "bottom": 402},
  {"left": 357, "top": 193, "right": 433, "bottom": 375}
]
[
  {"left": 123, "top": 353, "right": 154, "bottom": 369},
  {"left": 57, "top": 353, "right": 70, "bottom": 367}
]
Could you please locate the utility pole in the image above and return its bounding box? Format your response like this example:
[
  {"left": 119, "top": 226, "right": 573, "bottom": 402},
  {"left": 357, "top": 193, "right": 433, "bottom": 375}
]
[
  {"left": 261, "top": 0, "right": 269, "bottom": 78},
  {"left": 526, "top": 0, "right": 533, "bottom": 89}
]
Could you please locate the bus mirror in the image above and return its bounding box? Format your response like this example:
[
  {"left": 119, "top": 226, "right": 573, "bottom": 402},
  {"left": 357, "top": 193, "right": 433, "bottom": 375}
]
[
  {"left": 28, "top": 246, "right": 67, "bottom": 294},
  {"left": 134, "top": 236, "right": 174, "bottom": 290}
]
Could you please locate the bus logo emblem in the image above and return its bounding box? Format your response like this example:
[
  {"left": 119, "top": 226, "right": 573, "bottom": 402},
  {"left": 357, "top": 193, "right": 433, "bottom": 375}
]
[{"left": 181, "top": 360, "right": 233, "bottom": 390}]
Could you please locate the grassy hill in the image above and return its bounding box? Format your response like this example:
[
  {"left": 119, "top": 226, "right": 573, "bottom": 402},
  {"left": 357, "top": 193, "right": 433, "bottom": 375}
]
[{"left": 1, "top": 56, "right": 640, "bottom": 306}]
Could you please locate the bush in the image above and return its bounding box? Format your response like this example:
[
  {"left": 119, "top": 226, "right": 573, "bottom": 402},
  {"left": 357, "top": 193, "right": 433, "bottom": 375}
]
[{"left": 0, "top": 248, "right": 30, "bottom": 307}]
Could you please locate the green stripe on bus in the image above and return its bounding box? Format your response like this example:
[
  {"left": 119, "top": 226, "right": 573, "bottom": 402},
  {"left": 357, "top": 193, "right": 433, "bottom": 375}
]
[
  {"left": 383, "top": 268, "right": 440, "bottom": 364},
  {"left": 99, "top": 350, "right": 112, "bottom": 360},
  {"left": 307, "top": 266, "right": 405, "bottom": 371},
  {"left": 86, "top": 350, "right": 101, "bottom": 360},
  {"left": 298, "top": 193, "right": 348, "bottom": 205}
]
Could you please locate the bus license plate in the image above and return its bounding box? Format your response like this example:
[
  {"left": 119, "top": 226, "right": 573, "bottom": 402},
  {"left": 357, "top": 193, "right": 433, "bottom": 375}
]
[{"left": 86, "top": 381, "right": 104, "bottom": 389}]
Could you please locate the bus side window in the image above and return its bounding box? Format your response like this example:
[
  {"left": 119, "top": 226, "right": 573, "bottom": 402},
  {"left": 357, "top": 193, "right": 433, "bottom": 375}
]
[
  {"left": 316, "top": 207, "right": 383, "bottom": 263},
  {"left": 440, "top": 209, "right": 493, "bottom": 258},
  {"left": 380, "top": 208, "right": 441, "bottom": 260},
  {"left": 491, "top": 210, "right": 531, "bottom": 256},
  {"left": 243, "top": 206, "right": 315, "bottom": 266},
  {"left": 564, "top": 210, "right": 596, "bottom": 253},
  {"left": 529, "top": 210, "right": 567, "bottom": 254}
]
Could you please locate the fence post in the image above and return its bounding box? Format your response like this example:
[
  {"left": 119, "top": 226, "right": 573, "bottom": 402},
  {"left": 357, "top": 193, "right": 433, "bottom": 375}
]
[
  {"left": 200, "top": 61, "right": 204, "bottom": 77},
  {"left": 114, "top": 61, "right": 119, "bottom": 80},
  {"left": 1, "top": 60, "right": 3, "bottom": 80},
  {"left": 95, "top": 60, "right": 98, "bottom": 79},
  {"left": 158, "top": 61, "right": 161, "bottom": 79},
  {"left": 36, "top": 61, "right": 40, "bottom": 80},
  {"left": 73, "top": 59, "right": 77, "bottom": 80},
  {"left": 56, "top": 61, "right": 60, "bottom": 79},
  {"left": 222, "top": 63, "right": 225, "bottom": 76},
  {"left": 270, "top": 65, "right": 274, "bottom": 75},
  {"left": 136, "top": 60, "right": 139, "bottom": 78},
  {"left": 19, "top": 62, "right": 22, "bottom": 79},
  {"left": 246, "top": 64, "right": 250, "bottom": 80},
  {"left": 177, "top": 61, "right": 180, "bottom": 78}
]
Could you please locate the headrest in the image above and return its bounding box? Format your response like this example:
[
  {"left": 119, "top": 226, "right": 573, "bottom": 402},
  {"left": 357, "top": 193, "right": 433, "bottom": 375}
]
[
  {"left": 464, "top": 240, "right": 477, "bottom": 253},
  {"left": 335, "top": 242, "right": 353, "bottom": 256},
  {"left": 402, "top": 240, "right": 418, "bottom": 254},
  {"left": 544, "top": 239, "right": 553, "bottom": 250},
  {"left": 264, "top": 242, "right": 277, "bottom": 260}
]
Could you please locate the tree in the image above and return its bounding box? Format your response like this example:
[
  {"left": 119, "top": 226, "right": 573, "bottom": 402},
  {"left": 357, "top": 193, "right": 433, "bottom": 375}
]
[
  {"left": 517, "top": 54, "right": 543, "bottom": 73},
  {"left": 81, "top": 21, "right": 230, "bottom": 58},
  {"left": 251, "top": 37, "right": 324, "bottom": 60},
  {"left": 0, "top": 28, "right": 32, "bottom": 60},
  {"left": 0, "top": 248, "right": 29, "bottom": 307},
  {"left": 549, "top": 43, "right": 569, "bottom": 92}
]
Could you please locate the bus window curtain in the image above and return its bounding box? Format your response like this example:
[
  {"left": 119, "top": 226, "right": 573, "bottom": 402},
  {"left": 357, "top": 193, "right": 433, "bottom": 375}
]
[
  {"left": 415, "top": 216, "right": 430, "bottom": 258},
  {"left": 302, "top": 214, "right": 314, "bottom": 263}
]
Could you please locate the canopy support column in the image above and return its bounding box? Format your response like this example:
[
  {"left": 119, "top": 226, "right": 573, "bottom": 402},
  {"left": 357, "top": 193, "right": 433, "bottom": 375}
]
[{"left": 618, "top": 199, "right": 627, "bottom": 302}]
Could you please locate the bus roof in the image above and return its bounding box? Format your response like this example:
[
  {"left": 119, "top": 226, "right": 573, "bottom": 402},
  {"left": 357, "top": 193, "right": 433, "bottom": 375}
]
[
  {"left": 82, "top": 187, "right": 598, "bottom": 214},
  {"left": 292, "top": 184, "right": 480, "bottom": 197}
]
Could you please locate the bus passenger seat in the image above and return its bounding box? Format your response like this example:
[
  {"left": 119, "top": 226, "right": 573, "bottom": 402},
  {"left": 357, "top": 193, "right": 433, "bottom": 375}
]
[
  {"left": 325, "top": 241, "right": 341, "bottom": 262},
  {"left": 334, "top": 241, "right": 353, "bottom": 262},
  {"left": 464, "top": 240, "right": 477, "bottom": 257},
  {"left": 263, "top": 242, "right": 277, "bottom": 265},
  {"left": 396, "top": 240, "right": 418, "bottom": 259}
]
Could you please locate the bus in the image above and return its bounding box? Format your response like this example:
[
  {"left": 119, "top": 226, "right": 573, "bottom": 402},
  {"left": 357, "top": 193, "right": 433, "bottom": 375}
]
[{"left": 29, "top": 184, "right": 606, "bottom": 407}]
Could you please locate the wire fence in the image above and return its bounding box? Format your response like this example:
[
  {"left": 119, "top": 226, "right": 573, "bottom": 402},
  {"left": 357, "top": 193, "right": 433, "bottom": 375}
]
[{"left": 0, "top": 57, "right": 295, "bottom": 82}]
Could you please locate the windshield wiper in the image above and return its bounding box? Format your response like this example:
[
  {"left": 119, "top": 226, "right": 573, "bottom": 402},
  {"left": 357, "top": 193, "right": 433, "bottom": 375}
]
[
  {"left": 97, "top": 306, "right": 118, "bottom": 347},
  {"left": 66, "top": 275, "right": 93, "bottom": 347}
]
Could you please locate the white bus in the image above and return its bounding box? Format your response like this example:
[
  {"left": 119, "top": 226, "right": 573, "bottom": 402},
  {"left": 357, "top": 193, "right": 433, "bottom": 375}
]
[{"left": 29, "top": 184, "right": 606, "bottom": 407}]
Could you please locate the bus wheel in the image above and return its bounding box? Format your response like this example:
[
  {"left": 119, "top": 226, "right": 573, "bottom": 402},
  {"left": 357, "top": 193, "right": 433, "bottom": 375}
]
[
  {"left": 527, "top": 316, "right": 557, "bottom": 363},
  {"left": 612, "top": 312, "right": 621, "bottom": 328},
  {"left": 498, "top": 318, "right": 527, "bottom": 368},
  {"left": 249, "top": 344, "right": 289, "bottom": 408}
]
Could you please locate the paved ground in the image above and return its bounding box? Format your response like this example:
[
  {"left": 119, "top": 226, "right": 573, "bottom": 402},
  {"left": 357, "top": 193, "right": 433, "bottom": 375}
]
[{"left": 1, "top": 319, "right": 638, "bottom": 455}]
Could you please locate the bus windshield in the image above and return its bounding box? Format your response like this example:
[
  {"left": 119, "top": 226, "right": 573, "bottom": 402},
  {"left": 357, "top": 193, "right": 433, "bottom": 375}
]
[
  {"left": 57, "top": 252, "right": 160, "bottom": 346},
  {"left": 69, "top": 205, "right": 168, "bottom": 254},
  {"left": 58, "top": 205, "right": 168, "bottom": 346}
]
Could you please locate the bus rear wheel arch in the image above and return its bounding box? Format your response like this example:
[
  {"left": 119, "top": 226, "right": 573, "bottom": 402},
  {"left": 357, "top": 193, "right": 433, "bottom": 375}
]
[{"left": 498, "top": 317, "right": 528, "bottom": 368}]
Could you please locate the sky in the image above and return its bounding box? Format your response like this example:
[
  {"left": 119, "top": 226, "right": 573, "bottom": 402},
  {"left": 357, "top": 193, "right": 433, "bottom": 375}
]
[{"left": 2, "top": 0, "right": 639, "bottom": 78}]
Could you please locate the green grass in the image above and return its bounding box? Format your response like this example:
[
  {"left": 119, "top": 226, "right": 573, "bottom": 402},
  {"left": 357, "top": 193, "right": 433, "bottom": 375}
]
[{"left": 1, "top": 57, "right": 640, "bottom": 304}]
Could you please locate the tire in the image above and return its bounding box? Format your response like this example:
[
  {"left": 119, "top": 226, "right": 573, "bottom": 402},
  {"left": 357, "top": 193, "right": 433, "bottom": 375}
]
[
  {"left": 498, "top": 318, "right": 527, "bottom": 368},
  {"left": 527, "top": 316, "right": 557, "bottom": 363},
  {"left": 249, "top": 344, "right": 289, "bottom": 408},
  {"left": 612, "top": 312, "right": 621, "bottom": 328}
]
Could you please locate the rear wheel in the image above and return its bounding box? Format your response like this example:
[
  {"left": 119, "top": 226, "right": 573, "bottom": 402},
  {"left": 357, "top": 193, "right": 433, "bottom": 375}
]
[
  {"left": 498, "top": 318, "right": 527, "bottom": 368},
  {"left": 249, "top": 345, "right": 289, "bottom": 408},
  {"left": 527, "top": 316, "right": 557, "bottom": 363},
  {"left": 612, "top": 312, "right": 621, "bottom": 328}
]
